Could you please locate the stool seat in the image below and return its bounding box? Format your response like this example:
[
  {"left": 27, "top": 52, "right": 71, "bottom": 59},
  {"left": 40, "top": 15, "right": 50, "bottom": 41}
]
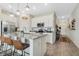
[
  {"left": 17, "top": 43, "right": 29, "bottom": 50},
  {"left": 12, "top": 40, "right": 29, "bottom": 50},
  {"left": 5, "top": 37, "right": 13, "bottom": 45},
  {"left": 22, "top": 43, "right": 29, "bottom": 49}
]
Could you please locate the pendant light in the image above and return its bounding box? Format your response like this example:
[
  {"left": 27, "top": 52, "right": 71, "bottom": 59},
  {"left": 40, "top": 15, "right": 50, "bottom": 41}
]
[
  {"left": 25, "top": 3, "right": 30, "bottom": 11},
  {"left": 8, "top": 4, "right": 14, "bottom": 17},
  {"left": 16, "top": 4, "right": 20, "bottom": 15},
  {"left": 16, "top": 9, "right": 20, "bottom": 15}
]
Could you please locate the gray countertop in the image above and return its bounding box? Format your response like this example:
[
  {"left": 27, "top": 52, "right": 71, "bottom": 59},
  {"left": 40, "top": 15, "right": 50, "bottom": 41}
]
[
  {"left": 3, "top": 32, "right": 48, "bottom": 40},
  {"left": 23, "top": 32, "right": 48, "bottom": 39}
]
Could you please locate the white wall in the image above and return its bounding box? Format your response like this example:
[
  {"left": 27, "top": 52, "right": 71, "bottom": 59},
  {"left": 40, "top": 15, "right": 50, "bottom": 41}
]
[
  {"left": 68, "top": 18, "right": 79, "bottom": 48},
  {"left": 56, "top": 16, "right": 79, "bottom": 47},
  {"left": 68, "top": 5, "right": 79, "bottom": 48}
]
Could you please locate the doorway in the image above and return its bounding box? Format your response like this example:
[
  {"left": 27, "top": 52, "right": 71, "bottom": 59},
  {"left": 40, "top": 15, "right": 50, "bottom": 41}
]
[{"left": 56, "top": 25, "right": 61, "bottom": 42}]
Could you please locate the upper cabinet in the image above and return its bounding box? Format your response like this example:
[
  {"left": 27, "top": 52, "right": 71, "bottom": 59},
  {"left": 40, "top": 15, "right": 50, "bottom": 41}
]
[{"left": 31, "top": 12, "right": 56, "bottom": 31}]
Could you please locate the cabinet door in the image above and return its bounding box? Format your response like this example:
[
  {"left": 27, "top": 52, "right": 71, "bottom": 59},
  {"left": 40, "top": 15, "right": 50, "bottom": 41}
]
[
  {"left": 41, "top": 36, "right": 47, "bottom": 56},
  {"left": 33, "top": 38, "right": 41, "bottom": 56},
  {"left": 46, "top": 33, "right": 54, "bottom": 44}
]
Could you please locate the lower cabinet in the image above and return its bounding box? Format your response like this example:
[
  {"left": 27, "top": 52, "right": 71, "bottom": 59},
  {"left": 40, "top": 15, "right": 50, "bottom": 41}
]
[
  {"left": 41, "top": 36, "right": 47, "bottom": 56},
  {"left": 29, "top": 35, "right": 47, "bottom": 56},
  {"left": 33, "top": 38, "right": 42, "bottom": 56},
  {"left": 46, "top": 33, "right": 55, "bottom": 44}
]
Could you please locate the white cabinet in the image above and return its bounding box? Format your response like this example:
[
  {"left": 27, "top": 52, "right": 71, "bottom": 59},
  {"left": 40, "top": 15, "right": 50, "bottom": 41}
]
[
  {"left": 31, "top": 14, "right": 54, "bottom": 28},
  {"left": 29, "top": 35, "right": 47, "bottom": 56},
  {"left": 41, "top": 36, "right": 47, "bottom": 56},
  {"left": 33, "top": 38, "right": 42, "bottom": 56},
  {"left": 46, "top": 33, "right": 55, "bottom": 44},
  {"left": 46, "top": 33, "right": 52, "bottom": 43}
]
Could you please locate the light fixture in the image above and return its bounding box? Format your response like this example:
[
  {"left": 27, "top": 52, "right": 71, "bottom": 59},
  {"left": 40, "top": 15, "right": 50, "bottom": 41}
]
[
  {"left": 16, "top": 10, "right": 20, "bottom": 15},
  {"left": 10, "top": 14, "right": 14, "bottom": 17},
  {"left": 61, "top": 16, "right": 65, "bottom": 19},
  {"left": 16, "top": 4, "right": 20, "bottom": 15},
  {"left": 25, "top": 3, "right": 30, "bottom": 11}
]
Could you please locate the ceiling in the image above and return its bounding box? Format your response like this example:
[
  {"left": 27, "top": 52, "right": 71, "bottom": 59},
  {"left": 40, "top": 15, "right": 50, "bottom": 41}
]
[{"left": 0, "top": 3, "right": 78, "bottom": 18}]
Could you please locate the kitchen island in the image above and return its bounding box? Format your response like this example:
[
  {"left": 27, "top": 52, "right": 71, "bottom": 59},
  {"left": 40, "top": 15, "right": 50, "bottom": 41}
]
[{"left": 23, "top": 33, "right": 47, "bottom": 56}]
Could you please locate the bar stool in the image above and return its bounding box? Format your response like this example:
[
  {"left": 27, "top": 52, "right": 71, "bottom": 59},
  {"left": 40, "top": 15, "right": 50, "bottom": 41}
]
[
  {"left": 0, "top": 36, "right": 5, "bottom": 52},
  {"left": 4, "top": 37, "right": 13, "bottom": 55},
  {"left": 0, "top": 36, "right": 13, "bottom": 55},
  {"left": 12, "top": 40, "right": 30, "bottom": 56},
  {"left": 0, "top": 36, "right": 6, "bottom": 50},
  {"left": 0, "top": 36, "right": 4, "bottom": 45},
  {"left": 0, "top": 36, "right": 2, "bottom": 46},
  {"left": 0, "top": 36, "right": 9, "bottom": 55}
]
